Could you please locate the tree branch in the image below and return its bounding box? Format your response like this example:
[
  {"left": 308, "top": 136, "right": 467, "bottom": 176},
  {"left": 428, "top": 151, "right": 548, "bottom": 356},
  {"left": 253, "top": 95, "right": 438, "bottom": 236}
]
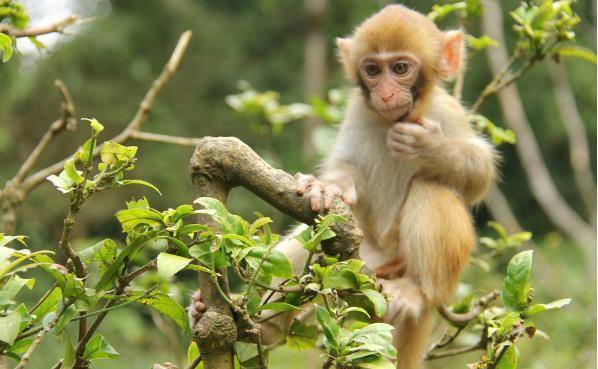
[
  {"left": 20, "top": 30, "right": 193, "bottom": 195},
  {"left": 480, "top": 0, "right": 595, "bottom": 252},
  {"left": 1, "top": 15, "right": 80, "bottom": 38},
  {"left": 189, "top": 136, "right": 362, "bottom": 369},
  {"left": 437, "top": 290, "right": 500, "bottom": 326}
]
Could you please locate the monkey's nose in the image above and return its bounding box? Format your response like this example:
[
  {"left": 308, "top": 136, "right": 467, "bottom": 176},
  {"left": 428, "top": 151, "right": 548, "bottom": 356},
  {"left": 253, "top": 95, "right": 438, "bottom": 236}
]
[{"left": 381, "top": 93, "right": 395, "bottom": 102}]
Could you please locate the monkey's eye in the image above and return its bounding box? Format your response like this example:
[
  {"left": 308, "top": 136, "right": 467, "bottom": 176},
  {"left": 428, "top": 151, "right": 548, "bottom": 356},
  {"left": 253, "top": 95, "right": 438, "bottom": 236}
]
[
  {"left": 392, "top": 61, "right": 409, "bottom": 75},
  {"left": 364, "top": 64, "right": 381, "bottom": 77}
]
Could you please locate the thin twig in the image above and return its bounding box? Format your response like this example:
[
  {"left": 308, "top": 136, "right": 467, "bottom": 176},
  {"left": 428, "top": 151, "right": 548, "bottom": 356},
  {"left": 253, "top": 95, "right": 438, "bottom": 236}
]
[
  {"left": 130, "top": 131, "right": 201, "bottom": 146},
  {"left": 437, "top": 290, "right": 500, "bottom": 325},
  {"left": 426, "top": 339, "right": 485, "bottom": 360},
  {"left": 0, "top": 15, "right": 79, "bottom": 38}
]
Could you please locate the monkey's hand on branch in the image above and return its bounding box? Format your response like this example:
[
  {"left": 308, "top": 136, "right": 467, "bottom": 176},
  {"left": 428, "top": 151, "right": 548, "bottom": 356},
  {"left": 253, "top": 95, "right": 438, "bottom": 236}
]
[
  {"left": 295, "top": 173, "right": 356, "bottom": 212},
  {"left": 386, "top": 119, "right": 444, "bottom": 160}
]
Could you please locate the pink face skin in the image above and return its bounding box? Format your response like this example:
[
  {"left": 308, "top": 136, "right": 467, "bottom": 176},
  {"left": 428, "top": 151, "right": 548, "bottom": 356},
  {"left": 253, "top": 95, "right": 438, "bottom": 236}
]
[{"left": 358, "top": 52, "right": 421, "bottom": 122}]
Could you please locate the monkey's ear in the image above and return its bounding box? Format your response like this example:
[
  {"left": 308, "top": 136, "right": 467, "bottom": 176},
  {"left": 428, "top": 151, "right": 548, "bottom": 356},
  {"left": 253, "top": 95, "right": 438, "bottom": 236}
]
[
  {"left": 439, "top": 30, "right": 465, "bottom": 80},
  {"left": 336, "top": 37, "right": 355, "bottom": 77}
]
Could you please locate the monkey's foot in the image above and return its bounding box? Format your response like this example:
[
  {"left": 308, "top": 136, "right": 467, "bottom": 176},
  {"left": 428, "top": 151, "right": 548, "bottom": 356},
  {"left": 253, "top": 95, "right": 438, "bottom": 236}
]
[
  {"left": 295, "top": 173, "right": 355, "bottom": 212},
  {"left": 374, "top": 258, "right": 406, "bottom": 279},
  {"left": 188, "top": 290, "right": 207, "bottom": 328}
]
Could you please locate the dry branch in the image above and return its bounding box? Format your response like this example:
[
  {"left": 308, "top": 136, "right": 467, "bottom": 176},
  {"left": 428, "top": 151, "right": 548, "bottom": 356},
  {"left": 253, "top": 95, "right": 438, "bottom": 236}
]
[
  {"left": 189, "top": 136, "right": 363, "bottom": 369},
  {"left": 0, "top": 15, "right": 79, "bottom": 38}
]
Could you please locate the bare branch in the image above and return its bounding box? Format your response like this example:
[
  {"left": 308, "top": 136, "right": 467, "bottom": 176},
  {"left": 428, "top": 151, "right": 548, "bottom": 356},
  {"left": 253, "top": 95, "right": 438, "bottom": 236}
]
[
  {"left": 438, "top": 290, "right": 500, "bottom": 326},
  {"left": 480, "top": 0, "right": 595, "bottom": 251},
  {"left": 1, "top": 15, "right": 79, "bottom": 38},
  {"left": 130, "top": 131, "right": 201, "bottom": 146},
  {"left": 14, "top": 80, "right": 76, "bottom": 183},
  {"left": 548, "top": 61, "right": 596, "bottom": 225},
  {"left": 21, "top": 30, "right": 193, "bottom": 195}
]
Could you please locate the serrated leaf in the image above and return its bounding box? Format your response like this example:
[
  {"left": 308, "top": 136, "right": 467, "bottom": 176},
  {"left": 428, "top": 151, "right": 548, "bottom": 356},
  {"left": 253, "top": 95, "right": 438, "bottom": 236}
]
[{"left": 157, "top": 252, "right": 192, "bottom": 279}]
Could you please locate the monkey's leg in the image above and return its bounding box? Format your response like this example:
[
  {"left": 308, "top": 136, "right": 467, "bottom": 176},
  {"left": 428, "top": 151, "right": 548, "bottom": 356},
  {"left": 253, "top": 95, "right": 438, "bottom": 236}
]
[{"left": 383, "top": 180, "right": 475, "bottom": 369}]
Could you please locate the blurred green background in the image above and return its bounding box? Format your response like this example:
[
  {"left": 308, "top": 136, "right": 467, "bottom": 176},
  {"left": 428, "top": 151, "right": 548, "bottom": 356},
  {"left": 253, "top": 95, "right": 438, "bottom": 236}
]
[{"left": 0, "top": 0, "right": 595, "bottom": 368}]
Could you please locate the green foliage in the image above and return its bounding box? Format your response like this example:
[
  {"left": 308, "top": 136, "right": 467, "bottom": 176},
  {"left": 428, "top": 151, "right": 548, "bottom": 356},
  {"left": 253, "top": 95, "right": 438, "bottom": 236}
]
[
  {"left": 0, "top": 32, "right": 12, "bottom": 62},
  {"left": 471, "top": 114, "right": 517, "bottom": 146}
]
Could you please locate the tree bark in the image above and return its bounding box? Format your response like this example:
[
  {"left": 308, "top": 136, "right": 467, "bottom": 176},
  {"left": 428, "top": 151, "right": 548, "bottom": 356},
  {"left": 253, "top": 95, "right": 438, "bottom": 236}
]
[{"left": 189, "top": 137, "right": 362, "bottom": 369}]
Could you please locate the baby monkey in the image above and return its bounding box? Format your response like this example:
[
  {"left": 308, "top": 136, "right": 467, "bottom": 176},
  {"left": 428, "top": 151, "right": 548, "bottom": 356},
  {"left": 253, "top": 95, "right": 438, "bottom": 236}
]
[{"left": 191, "top": 5, "right": 496, "bottom": 369}]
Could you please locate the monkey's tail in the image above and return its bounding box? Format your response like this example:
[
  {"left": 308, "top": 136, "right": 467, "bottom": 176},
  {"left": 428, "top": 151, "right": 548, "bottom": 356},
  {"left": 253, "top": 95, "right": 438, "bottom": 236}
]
[{"left": 393, "top": 307, "right": 434, "bottom": 369}]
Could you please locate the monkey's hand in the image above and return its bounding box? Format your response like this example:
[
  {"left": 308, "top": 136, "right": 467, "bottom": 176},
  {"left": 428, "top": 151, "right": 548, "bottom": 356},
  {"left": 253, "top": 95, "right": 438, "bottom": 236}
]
[
  {"left": 386, "top": 119, "right": 444, "bottom": 160},
  {"left": 295, "top": 173, "right": 356, "bottom": 212},
  {"left": 188, "top": 289, "right": 207, "bottom": 329}
]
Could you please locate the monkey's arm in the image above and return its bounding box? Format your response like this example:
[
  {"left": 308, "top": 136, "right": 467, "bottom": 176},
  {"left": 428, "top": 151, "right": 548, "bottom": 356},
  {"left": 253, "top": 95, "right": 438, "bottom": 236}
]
[
  {"left": 387, "top": 119, "right": 496, "bottom": 205},
  {"left": 419, "top": 133, "right": 496, "bottom": 204}
]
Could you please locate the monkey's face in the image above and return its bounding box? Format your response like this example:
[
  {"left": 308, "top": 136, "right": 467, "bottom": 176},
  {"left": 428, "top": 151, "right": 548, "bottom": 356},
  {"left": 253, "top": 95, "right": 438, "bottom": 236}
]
[{"left": 357, "top": 52, "right": 422, "bottom": 123}]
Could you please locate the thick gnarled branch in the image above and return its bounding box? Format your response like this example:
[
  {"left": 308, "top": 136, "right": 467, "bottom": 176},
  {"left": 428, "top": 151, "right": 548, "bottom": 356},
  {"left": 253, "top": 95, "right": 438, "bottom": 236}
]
[{"left": 189, "top": 136, "right": 363, "bottom": 369}]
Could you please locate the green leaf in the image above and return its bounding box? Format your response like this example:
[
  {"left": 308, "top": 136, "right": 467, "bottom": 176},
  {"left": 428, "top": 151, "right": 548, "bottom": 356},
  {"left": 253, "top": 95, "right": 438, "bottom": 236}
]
[
  {"left": 64, "top": 158, "right": 84, "bottom": 184},
  {"left": 193, "top": 197, "right": 247, "bottom": 235},
  {"left": 121, "top": 179, "right": 162, "bottom": 196},
  {"left": 157, "top": 252, "right": 192, "bottom": 279},
  {"left": 287, "top": 319, "right": 318, "bottom": 350},
  {"left": 115, "top": 208, "right": 163, "bottom": 233},
  {"left": 62, "top": 333, "right": 75, "bottom": 369},
  {"left": 360, "top": 289, "right": 387, "bottom": 317},
  {"left": 100, "top": 141, "right": 137, "bottom": 165},
  {"left": 0, "top": 310, "right": 21, "bottom": 345},
  {"left": 554, "top": 45, "right": 597, "bottom": 64},
  {"left": 0, "top": 275, "right": 35, "bottom": 306},
  {"left": 81, "top": 118, "right": 104, "bottom": 135},
  {"left": 315, "top": 305, "right": 339, "bottom": 348},
  {"left": 54, "top": 305, "right": 77, "bottom": 335},
  {"left": 496, "top": 344, "right": 518, "bottom": 369},
  {"left": 131, "top": 291, "right": 190, "bottom": 335},
  {"left": 47, "top": 170, "right": 76, "bottom": 193},
  {"left": 258, "top": 302, "right": 303, "bottom": 313},
  {"left": 524, "top": 298, "right": 571, "bottom": 316},
  {"left": 466, "top": 34, "right": 498, "bottom": 51},
  {"left": 187, "top": 341, "right": 200, "bottom": 368},
  {"left": 502, "top": 250, "right": 534, "bottom": 311},
  {"left": 31, "top": 287, "right": 62, "bottom": 324},
  {"left": 245, "top": 247, "right": 293, "bottom": 278},
  {"left": 83, "top": 334, "right": 119, "bottom": 360},
  {"left": 0, "top": 33, "right": 13, "bottom": 63},
  {"left": 95, "top": 231, "right": 159, "bottom": 290},
  {"left": 80, "top": 238, "right": 118, "bottom": 274}
]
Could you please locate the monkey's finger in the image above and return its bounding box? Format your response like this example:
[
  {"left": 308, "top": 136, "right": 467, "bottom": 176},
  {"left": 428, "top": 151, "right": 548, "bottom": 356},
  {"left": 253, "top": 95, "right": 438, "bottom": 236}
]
[
  {"left": 296, "top": 173, "right": 316, "bottom": 194},
  {"left": 388, "top": 131, "right": 417, "bottom": 146},
  {"left": 322, "top": 185, "right": 341, "bottom": 210},
  {"left": 310, "top": 181, "right": 323, "bottom": 212}
]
